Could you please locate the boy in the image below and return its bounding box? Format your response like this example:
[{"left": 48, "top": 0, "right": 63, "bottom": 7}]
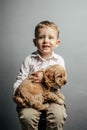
[{"left": 13, "top": 21, "right": 67, "bottom": 130}]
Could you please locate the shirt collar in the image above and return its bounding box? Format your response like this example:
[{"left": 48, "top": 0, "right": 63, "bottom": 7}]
[{"left": 31, "top": 50, "right": 58, "bottom": 61}]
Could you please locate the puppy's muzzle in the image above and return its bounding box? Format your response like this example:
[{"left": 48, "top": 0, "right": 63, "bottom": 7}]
[{"left": 63, "top": 80, "right": 67, "bottom": 85}]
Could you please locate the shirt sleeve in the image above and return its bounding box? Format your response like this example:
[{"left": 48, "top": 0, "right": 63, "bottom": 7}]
[
  {"left": 13, "top": 56, "right": 30, "bottom": 94},
  {"left": 58, "top": 55, "right": 67, "bottom": 78},
  {"left": 57, "top": 55, "right": 66, "bottom": 69}
]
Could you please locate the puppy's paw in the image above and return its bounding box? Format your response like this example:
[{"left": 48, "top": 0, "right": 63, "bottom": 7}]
[
  {"left": 57, "top": 98, "right": 64, "bottom": 105},
  {"left": 44, "top": 103, "right": 49, "bottom": 109}
]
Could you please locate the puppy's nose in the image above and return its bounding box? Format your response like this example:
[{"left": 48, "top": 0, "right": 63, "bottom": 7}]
[{"left": 64, "top": 80, "right": 67, "bottom": 85}]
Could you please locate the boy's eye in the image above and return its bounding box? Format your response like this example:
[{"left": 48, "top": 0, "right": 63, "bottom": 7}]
[
  {"left": 49, "top": 36, "right": 54, "bottom": 39},
  {"left": 38, "top": 36, "right": 43, "bottom": 39},
  {"left": 38, "top": 35, "right": 54, "bottom": 39}
]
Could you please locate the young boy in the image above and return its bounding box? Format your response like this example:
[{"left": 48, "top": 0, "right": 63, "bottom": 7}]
[{"left": 13, "top": 21, "right": 67, "bottom": 130}]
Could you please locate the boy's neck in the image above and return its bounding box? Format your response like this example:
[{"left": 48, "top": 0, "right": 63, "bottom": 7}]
[{"left": 38, "top": 51, "right": 52, "bottom": 60}]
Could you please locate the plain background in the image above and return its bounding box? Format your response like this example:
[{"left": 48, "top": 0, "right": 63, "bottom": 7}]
[{"left": 0, "top": 0, "right": 87, "bottom": 130}]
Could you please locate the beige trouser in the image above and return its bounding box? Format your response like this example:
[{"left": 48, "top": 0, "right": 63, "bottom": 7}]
[{"left": 17, "top": 103, "right": 67, "bottom": 130}]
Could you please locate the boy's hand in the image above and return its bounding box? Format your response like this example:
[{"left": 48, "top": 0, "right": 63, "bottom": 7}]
[{"left": 29, "top": 71, "right": 44, "bottom": 83}]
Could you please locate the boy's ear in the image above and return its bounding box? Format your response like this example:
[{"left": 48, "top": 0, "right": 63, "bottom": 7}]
[
  {"left": 33, "top": 38, "right": 37, "bottom": 46},
  {"left": 56, "top": 39, "right": 61, "bottom": 47}
]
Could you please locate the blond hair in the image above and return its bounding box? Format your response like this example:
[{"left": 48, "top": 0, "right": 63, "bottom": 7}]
[{"left": 34, "top": 21, "right": 60, "bottom": 38}]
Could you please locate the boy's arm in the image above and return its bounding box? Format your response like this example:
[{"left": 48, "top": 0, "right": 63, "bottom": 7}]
[{"left": 13, "top": 56, "right": 30, "bottom": 94}]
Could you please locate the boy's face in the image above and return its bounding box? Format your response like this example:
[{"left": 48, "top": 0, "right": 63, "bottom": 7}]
[{"left": 33, "top": 26, "right": 60, "bottom": 58}]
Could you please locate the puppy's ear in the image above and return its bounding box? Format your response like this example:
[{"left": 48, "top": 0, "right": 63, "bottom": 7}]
[{"left": 44, "top": 69, "right": 56, "bottom": 88}]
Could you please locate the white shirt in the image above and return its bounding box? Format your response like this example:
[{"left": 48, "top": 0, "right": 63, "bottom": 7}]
[{"left": 13, "top": 50, "right": 66, "bottom": 93}]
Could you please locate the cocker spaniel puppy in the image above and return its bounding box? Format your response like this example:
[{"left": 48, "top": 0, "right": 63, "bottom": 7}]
[{"left": 13, "top": 64, "right": 67, "bottom": 111}]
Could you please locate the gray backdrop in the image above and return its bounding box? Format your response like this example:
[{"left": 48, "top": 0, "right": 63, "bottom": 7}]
[{"left": 0, "top": 0, "right": 87, "bottom": 130}]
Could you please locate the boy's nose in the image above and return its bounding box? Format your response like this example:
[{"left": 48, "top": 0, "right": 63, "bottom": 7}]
[{"left": 44, "top": 37, "right": 49, "bottom": 42}]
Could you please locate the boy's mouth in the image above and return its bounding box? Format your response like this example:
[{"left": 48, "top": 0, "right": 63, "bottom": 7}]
[{"left": 42, "top": 45, "right": 50, "bottom": 48}]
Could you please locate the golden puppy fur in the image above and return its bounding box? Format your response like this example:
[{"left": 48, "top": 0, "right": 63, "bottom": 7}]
[{"left": 13, "top": 64, "right": 67, "bottom": 111}]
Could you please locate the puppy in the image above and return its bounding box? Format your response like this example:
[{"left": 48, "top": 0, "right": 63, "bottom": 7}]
[{"left": 13, "top": 64, "right": 67, "bottom": 111}]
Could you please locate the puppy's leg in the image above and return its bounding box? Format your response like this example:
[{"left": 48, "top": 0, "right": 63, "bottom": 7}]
[
  {"left": 55, "top": 91, "right": 65, "bottom": 100},
  {"left": 21, "top": 92, "right": 49, "bottom": 110},
  {"left": 13, "top": 96, "right": 27, "bottom": 107},
  {"left": 44, "top": 92, "right": 64, "bottom": 105},
  {"left": 31, "top": 95, "right": 49, "bottom": 110},
  {"left": 33, "top": 102, "right": 49, "bottom": 111}
]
